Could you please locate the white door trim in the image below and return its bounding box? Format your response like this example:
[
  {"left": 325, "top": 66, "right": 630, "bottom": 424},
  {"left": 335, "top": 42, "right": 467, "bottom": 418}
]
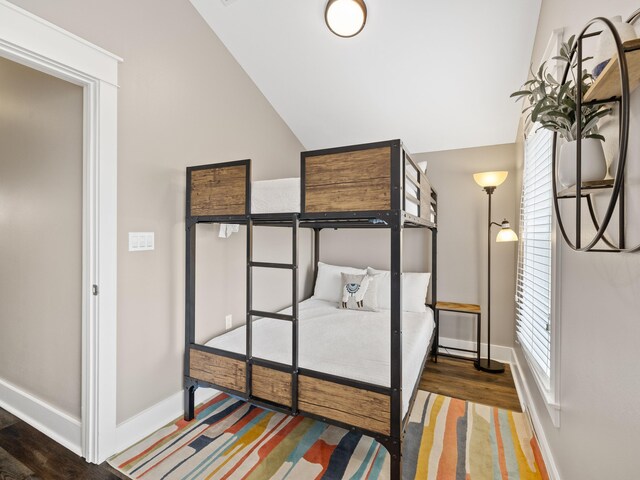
[{"left": 0, "top": 0, "right": 121, "bottom": 463}]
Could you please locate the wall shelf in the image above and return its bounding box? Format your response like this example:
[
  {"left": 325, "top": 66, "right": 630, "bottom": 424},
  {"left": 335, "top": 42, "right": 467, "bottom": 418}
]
[
  {"left": 584, "top": 38, "right": 640, "bottom": 102},
  {"left": 551, "top": 11, "right": 640, "bottom": 253},
  {"left": 557, "top": 179, "right": 614, "bottom": 199}
]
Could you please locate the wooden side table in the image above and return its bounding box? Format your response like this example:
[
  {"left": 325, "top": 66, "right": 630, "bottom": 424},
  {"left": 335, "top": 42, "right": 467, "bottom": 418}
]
[{"left": 434, "top": 301, "right": 481, "bottom": 366}]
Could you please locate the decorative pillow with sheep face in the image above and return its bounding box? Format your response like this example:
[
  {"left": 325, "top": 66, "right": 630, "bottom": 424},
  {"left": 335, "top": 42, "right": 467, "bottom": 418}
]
[{"left": 339, "top": 273, "right": 379, "bottom": 311}]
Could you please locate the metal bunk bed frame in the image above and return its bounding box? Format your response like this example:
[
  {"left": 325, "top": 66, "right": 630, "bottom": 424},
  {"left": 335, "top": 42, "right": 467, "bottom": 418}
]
[{"left": 183, "top": 140, "right": 437, "bottom": 479}]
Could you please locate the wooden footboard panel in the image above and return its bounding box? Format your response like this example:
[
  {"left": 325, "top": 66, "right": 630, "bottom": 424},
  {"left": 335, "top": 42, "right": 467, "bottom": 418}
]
[
  {"left": 298, "top": 375, "right": 391, "bottom": 435},
  {"left": 302, "top": 145, "right": 391, "bottom": 213},
  {"left": 188, "top": 161, "right": 249, "bottom": 217},
  {"left": 252, "top": 366, "right": 292, "bottom": 407},
  {"left": 189, "top": 348, "right": 246, "bottom": 393}
]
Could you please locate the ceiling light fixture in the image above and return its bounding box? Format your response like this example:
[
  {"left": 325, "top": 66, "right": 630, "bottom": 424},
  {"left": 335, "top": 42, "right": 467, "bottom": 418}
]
[{"left": 325, "top": 0, "right": 367, "bottom": 38}]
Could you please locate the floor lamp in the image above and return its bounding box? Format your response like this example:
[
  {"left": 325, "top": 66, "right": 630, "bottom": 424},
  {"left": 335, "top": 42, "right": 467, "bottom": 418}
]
[{"left": 473, "top": 171, "right": 518, "bottom": 374}]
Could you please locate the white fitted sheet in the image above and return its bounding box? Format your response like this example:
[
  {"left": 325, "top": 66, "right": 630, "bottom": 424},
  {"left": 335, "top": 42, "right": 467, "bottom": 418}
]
[
  {"left": 250, "top": 177, "right": 422, "bottom": 217},
  {"left": 251, "top": 178, "right": 300, "bottom": 213},
  {"left": 205, "top": 297, "right": 435, "bottom": 416}
]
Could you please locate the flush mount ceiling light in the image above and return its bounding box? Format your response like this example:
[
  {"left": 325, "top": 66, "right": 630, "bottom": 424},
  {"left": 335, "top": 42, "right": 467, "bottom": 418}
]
[{"left": 325, "top": 0, "right": 367, "bottom": 38}]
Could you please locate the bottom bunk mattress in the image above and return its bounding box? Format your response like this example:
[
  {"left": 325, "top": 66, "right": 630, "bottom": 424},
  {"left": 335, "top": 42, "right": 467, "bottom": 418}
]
[{"left": 205, "top": 297, "right": 435, "bottom": 416}]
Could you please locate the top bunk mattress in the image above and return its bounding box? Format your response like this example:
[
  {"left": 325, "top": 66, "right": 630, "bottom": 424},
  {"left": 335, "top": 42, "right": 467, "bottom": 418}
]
[
  {"left": 205, "top": 297, "right": 435, "bottom": 415},
  {"left": 251, "top": 177, "right": 425, "bottom": 218},
  {"left": 252, "top": 178, "right": 300, "bottom": 213}
]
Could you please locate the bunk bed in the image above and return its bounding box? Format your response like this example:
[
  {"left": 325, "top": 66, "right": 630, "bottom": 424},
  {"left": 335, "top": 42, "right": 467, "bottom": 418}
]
[{"left": 184, "top": 139, "right": 438, "bottom": 480}]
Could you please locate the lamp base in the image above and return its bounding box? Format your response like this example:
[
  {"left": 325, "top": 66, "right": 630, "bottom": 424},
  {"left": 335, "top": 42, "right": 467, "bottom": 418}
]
[{"left": 474, "top": 358, "right": 505, "bottom": 374}]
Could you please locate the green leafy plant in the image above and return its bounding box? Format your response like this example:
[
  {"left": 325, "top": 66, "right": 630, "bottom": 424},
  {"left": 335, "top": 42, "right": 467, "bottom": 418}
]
[{"left": 511, "top": 35, "right": 611, "bottom": 142}]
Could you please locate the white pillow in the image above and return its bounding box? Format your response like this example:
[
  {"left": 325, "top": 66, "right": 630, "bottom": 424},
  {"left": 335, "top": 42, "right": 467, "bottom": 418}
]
[
  {"left": 367, "top": 267, "right": 431, "bottom": 313},
  {"left": 314, "top": 262, "right": 366, "bottom": 303}
]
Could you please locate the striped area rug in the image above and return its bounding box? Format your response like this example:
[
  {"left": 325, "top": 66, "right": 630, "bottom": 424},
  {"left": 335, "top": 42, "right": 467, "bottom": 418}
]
[{"left": 109, "top": 391, "right": 548, "bottom": 479}]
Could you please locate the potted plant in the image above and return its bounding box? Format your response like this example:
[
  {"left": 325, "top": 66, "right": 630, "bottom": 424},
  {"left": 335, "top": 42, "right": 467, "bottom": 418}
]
[{"left": 511, "top": 35, "right": 612, "bottom": 188}]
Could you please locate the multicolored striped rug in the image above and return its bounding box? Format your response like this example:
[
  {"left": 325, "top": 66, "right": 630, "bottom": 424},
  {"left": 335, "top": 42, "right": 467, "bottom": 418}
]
[{"left": 109, "top": 391, "right": 548, "bottom": 479}]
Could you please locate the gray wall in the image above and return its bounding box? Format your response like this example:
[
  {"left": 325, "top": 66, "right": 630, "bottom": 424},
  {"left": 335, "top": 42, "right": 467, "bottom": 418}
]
[
  {"left": 0, "top": 57, "right": 83, "bottom": 419},
  {"left": 9, "top": 0, "right": 305, "bottom": 424},
  {"left": 516, "top": 1, "right": 640, "bottom": 478}
]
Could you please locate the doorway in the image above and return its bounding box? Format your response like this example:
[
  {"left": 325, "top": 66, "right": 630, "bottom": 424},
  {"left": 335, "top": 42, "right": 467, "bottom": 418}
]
[
  {"left": 0, "top": 0, "right": 120, "bottom": 463},
  {"left": 0, "top": 54, "right": 84, "bottom": 438}
]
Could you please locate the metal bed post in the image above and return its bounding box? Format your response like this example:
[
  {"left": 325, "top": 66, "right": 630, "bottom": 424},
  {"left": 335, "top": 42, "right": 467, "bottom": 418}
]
[
  {"left": 390, "top": 213, "right": 403, "bottom": 478},
  {"left": 246, "top": 217, "right": 253, "bottom": 396},
  {"left": 389, "top": 141, "right": 403, "bottom": 479},
  {"left": 184, "top": 166, "right": 197, "bottom": 420},
  {"left": 292, "top": 214, "right": 300, "bottom": 411},
  {"left": 184, "top": 220, "right": 196, "bottom": 420}
]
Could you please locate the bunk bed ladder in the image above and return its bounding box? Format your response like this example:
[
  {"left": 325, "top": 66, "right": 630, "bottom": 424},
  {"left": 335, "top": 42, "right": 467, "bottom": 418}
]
[{"left": 246, "top": 213, "right": 300, "bottom": 413}]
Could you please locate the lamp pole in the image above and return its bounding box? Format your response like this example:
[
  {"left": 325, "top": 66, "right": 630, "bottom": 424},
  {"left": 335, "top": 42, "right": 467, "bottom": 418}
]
[{"left": 476, "top": 186, "right": 505, "bottom": 374}]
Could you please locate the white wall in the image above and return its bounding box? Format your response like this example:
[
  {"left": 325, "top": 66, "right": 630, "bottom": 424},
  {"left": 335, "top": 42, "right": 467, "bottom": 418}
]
[
  {"left": 0, "top": 57, "right": 83, "bottom": 419},
  {"left": 516, "top": 1, "right": 640, "bottom": 478}
]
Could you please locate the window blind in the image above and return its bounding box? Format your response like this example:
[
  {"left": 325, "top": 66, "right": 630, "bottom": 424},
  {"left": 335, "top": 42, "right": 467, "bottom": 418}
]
[{"left": 516, "top": 126, "right": 553, "bottom": 379}]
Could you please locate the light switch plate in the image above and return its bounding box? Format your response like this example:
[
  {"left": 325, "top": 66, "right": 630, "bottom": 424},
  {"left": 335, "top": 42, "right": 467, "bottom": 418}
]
[{"left": 129, "top": 232, "right": 154, "bottom": 252}]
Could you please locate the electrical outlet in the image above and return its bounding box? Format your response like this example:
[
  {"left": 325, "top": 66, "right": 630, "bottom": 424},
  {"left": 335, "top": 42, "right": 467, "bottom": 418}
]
[{"left": 225, "top": 314, "right": 233, "bottom": 330}]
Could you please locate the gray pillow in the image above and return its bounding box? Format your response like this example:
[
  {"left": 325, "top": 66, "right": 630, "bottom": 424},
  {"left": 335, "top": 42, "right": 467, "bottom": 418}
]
[{"left": 339, "top": 273, "right": 379, "bottom": 311}]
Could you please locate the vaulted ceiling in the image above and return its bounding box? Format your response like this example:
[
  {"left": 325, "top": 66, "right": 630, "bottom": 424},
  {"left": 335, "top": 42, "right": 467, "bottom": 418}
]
[{"left": 191, "top": 0, "right": 541, "bottom": 153}]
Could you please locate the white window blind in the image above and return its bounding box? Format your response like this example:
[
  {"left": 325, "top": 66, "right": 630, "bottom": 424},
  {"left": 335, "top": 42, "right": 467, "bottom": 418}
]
[{"left": 516, "top": 126, "right": 553, "bottom": 379}]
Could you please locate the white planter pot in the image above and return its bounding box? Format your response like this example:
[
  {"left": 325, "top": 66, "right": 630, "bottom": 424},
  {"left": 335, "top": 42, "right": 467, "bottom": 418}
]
[{"left": 558, "top": 139, "right": 607, "bottom": 188}]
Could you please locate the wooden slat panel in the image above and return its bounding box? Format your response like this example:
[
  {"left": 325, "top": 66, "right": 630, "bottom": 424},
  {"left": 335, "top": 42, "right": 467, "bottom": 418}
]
[
  {"left": 306, "top": 179, "right": 390, "bottom": 212},
  {"left": 190, "top": 165, "right": 246, "bottom": 216},
  {"left": 189, "top": 349, "right": 246, "bottom": 393},
  {"left": 298, "top": 375, "right": 390, "bottom": 435},
  {"left": 305, "top": 147, "right": 391, "bottom": 212},
  {"left": 252, "top": 366, "right": 292, "bottom": 407}
]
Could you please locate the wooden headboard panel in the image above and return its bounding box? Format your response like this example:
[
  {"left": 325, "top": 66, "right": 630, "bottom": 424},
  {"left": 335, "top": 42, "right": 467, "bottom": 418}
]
[
  {"left": 302, "top": 144, "right": 393, "bottom": 213},
  {"left": 187, "top": 160, "right": 250, "bottom": 217}
]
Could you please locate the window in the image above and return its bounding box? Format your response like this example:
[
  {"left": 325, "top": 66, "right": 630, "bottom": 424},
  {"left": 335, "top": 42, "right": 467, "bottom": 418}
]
[
  {"left": 515, "top": 30, "right": 562, "bottom": 428},
  {"left": 516, "top": 126, "right": 553, "bottom": 382},
  {"left": 517, "top": 125, "right": 560, "bottom": 426}
]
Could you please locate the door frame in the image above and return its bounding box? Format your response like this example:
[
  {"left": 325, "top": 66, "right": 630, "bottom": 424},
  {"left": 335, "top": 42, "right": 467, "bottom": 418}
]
[{"left": 0, "top": 0, "right": 120, "bottom": 463}]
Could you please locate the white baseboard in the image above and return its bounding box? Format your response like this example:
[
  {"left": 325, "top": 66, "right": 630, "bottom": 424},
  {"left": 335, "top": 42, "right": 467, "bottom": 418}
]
[
  {"left": 0, "top": 376, "right": 82, "bottom": 456},
  {"left": 509, "top": 350, "right": 561, "bottom": 480},
  {"left": 114, "top": 387, "right": 217, "bottom": 455},
  {"left": 438, "top": 336, "right": 513, "bottom": 363}
]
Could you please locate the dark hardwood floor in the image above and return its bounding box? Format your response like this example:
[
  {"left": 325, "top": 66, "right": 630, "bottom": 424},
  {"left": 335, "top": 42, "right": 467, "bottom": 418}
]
[
  {"left": 0, "top": 408, "right": 127, "bottom": 480},
  {"left": 0, "top": 356, "right": 522, "bottom": 479},
  {"left": 420, "top": 355, "right": 522, "bottom": 412}
]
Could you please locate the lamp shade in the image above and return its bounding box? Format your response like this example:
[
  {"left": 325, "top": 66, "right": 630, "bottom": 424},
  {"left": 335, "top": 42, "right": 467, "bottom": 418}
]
[
  {"left": 473, "top": 171, "right": 508, "bottom": 188},
  {"left": 325, "top": 0, "right": 367, "bottom": 38},
  {"left": 496, "top": 220, "right": 518, "bottom": 242}
]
